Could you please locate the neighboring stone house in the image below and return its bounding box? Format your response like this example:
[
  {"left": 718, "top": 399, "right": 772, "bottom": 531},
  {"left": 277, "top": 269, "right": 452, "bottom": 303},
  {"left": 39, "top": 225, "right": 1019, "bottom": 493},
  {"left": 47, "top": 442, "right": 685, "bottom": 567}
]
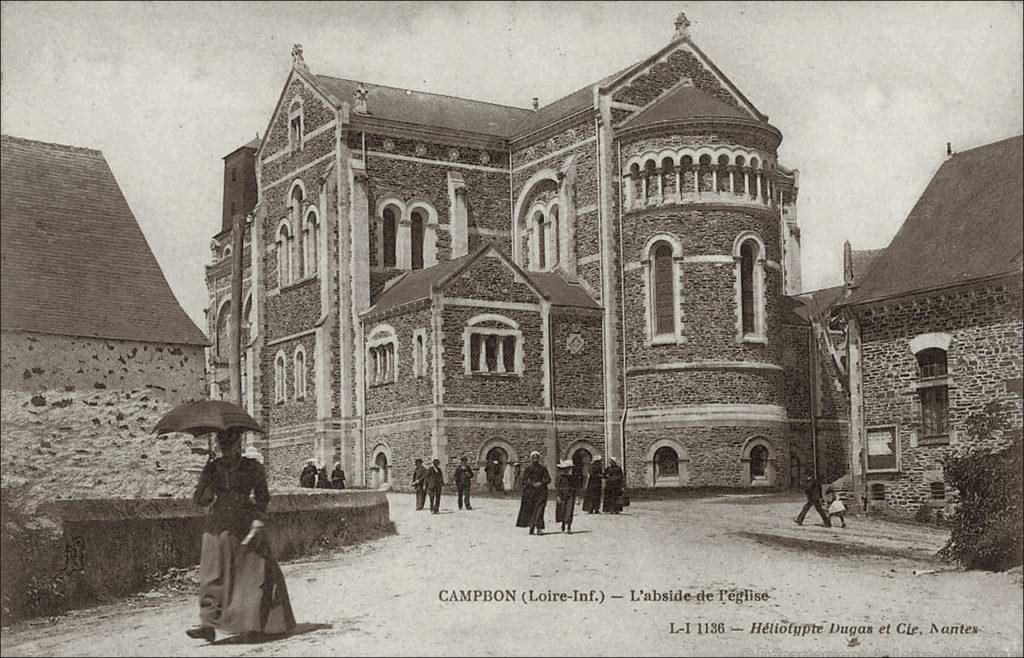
[
  {"left": 1, "top": 135, "right": 210, "bottom": 508},
  {"left": 836, "top": 134, "right": 1024, "bottom": 517},
  {"left": 207, "top": 15, "right": 844, "bottom": 490}
]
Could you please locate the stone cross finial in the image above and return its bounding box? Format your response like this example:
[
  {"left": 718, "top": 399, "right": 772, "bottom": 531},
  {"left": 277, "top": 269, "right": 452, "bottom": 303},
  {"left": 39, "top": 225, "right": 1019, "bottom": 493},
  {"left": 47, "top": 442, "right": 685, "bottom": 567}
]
[
  {"left": 674, "top": 12, "right": 691, "bottom": 40},
  {"left": 291, "top": 44, "right": 308, "bottom": 72},
  {"left": 353, "top": 84, "right": 368, "bottom": 115}
]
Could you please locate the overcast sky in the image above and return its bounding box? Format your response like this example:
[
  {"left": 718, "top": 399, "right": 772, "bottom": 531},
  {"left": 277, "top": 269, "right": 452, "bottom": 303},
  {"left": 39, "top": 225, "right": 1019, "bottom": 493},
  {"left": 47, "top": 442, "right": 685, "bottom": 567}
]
[{"left": 2, "top": 1, "right": 1022, "bottom": 329}]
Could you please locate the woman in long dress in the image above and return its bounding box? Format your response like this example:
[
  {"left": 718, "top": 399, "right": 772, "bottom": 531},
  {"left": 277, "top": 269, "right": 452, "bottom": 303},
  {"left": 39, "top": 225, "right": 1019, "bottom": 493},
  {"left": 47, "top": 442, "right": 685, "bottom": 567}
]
[
  {"left": 515, "top": 451, "right": 551, "bottom": 535},
  {"left": 555, "top": 460, "right": 578, "bottom": 534},
  {"left": 187, "top": 429, "right": 296, "bottom": 642},
  {"left": 603, "top": 456, "right": 625, "bottom": 514},
  {"left": 582, "top": 456, "right": 604, "bottom": 514}
]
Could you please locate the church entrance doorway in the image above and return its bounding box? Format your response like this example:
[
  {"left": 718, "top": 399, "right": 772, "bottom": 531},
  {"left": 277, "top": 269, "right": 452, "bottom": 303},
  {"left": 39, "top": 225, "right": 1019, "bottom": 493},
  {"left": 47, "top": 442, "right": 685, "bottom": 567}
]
[
  {"left": 374, "top": 452, "right": 390, "bottom": 489},
  {"left": 789, "top": 452, "right": 802, "bottom": 490},
  {"left": 572, "top": 448, "right": 593, "bottom": 492},
  {"left": 485, "top": 446, "right": 509, "bottom": 492}
]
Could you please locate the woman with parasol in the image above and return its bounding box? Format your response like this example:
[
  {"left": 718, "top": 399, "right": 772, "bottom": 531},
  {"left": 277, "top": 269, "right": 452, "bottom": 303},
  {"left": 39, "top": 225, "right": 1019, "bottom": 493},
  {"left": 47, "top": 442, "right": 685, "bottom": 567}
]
[{"left": 156, "top": 401, "right": 296, "bottom": 642}]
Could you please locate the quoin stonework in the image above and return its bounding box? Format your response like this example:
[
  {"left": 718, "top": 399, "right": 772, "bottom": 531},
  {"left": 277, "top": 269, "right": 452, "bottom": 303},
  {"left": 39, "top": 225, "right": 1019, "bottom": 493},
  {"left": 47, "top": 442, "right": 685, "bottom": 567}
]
[{"left": 205, "top": 17, "right": 853, "bottom": 492}]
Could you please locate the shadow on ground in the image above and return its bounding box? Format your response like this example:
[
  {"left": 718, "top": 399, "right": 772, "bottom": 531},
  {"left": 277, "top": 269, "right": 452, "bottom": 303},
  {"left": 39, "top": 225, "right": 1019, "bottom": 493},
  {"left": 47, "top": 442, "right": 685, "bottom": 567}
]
[
  {"left": 733, "top": 531, "right": 937, "bottom": 562},
  {"left": 211, "top": 622, "right": 333, "bottom": 645}
]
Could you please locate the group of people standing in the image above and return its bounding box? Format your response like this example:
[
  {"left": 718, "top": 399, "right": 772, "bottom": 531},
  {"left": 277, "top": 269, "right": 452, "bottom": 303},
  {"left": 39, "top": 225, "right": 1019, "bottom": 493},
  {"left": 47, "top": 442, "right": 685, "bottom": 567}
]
[
  {"left": 515, "top": 452, "right": 627, "bottom": 535},
  {"left": 298, "top": 459, "right": 346, "bottom": 490},
  {"left": 581, "top": 455, "right": 625, "bottom": 515},
  {"left": 411, "top": 456, "right": 476, "bottom": 513}
]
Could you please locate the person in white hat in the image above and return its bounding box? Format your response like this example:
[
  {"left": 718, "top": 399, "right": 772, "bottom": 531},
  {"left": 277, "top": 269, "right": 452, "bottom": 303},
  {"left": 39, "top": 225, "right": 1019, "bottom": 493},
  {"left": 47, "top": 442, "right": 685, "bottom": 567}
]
[
  {"left": 555, "top": 459, "right": 578, "bottom": 533},
  {"left": 515, "top": 451, "right": 551, "bottom": 535}
]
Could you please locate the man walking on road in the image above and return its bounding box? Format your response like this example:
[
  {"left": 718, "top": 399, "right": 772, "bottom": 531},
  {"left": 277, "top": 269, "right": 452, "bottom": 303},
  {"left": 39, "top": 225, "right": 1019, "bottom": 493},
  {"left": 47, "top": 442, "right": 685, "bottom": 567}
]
[
  {"left": 411, "top": 458, "right": 427, "bottom": 511},
  {"left": 425, "top": 458, "right": 445, "bottom": 514},
  {"left": 795, "top": 472, "right": 831, "bottom": 527},
  {"left": 454, "top": 456, "right": 474, "bottom": 510}
]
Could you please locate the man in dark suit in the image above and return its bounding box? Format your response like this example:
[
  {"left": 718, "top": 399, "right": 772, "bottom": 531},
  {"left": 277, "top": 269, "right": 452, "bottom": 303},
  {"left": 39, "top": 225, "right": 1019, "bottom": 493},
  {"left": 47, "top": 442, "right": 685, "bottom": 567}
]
[
  {"left": 425, "top": 458, "right": 445, "bottom": 514},
  {"left": 453, "top": 456, "right": 475, "bottom": 510},
  {"left": 411, "top": 458, "right": 427, "bottom": 511},
  {"left": 795, "top": 472, "right": 831, "bottom": 527}
]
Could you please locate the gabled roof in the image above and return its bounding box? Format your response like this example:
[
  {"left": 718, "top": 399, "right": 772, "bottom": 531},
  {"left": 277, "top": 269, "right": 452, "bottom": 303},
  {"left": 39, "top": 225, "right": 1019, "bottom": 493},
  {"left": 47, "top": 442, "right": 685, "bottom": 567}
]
[
  {"left": 366, "top": 252, "right": 477, "bottom": 316},
  {"left": 511, "top": 63, "right": 635, "bottom": 140},
  {"left": 315, "top": 75, "right": 532, "bottom": 137},
  {"left": 842, "top": 135, "right": 1024, "bottom": 306},
  {"left": 850, "top": 249, "right": 882, "bottom": 284},
  {"left": 364, "top": 245, "right": 599, "bottom": 317},
  {"left": 0, "top": 135, "right": 209, "bottom": 346},
  {"left": 620, "top": 82, "right": 750, "bottom": 129}
]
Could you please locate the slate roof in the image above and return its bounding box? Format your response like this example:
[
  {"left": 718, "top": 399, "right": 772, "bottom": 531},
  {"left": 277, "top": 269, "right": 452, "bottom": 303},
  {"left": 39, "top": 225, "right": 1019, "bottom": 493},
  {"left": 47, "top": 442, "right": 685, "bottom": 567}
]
[
  {"left": 315, "top": 76, "right": 533, "bottom": 137},
  {"left": 365, "top": 245, "right": 599, "bottom": 317},
  {"left": 365, "top": 252, "right": 476, "bottom": 316},
  {"left": 850, "top": 249, "right": 882, "bottom": 283},
  {"left": 529, "top": 272, "right": 600, "bottom": 309},
  {"left": 620, "top": 83, "right": 750, "bottom": 129},
  {"left": 0, "top": 135, "right": 209, "bottom": 346},
  {"left": 842, "top": 135, "right": 1024, "bottom": 306}
]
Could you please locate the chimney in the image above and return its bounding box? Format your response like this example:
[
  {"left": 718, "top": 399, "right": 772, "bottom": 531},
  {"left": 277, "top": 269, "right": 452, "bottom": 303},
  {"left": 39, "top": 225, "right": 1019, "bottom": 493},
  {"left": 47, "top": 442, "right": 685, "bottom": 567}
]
[
  {"left": 843, "top": 240, "right": 854, "bottom": 286},
  {"left": 946, "top": 142, "right": 952, "bottom": 157},
  {"left": 531, "top": 97, "right": 539, "bottom": 111}
]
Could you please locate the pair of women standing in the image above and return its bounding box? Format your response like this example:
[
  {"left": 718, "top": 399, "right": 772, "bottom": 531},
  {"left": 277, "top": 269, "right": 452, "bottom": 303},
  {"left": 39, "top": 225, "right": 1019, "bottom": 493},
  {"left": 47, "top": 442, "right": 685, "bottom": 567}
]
[
  {"left": 187, "top": 429, "right": 296, "bottom": 643},
  {"left": 515, "top": 453, "right": 581, "bottom": 534},
  {"left": 582, "top": 456, "right": 625, "bottom": 514}
]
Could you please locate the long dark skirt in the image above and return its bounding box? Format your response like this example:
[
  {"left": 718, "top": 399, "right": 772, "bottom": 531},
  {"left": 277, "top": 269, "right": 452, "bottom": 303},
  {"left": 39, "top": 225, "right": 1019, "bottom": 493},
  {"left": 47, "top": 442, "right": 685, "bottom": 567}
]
[
  {"left": 556, "top": 493, "right": 577, "bottom": 526},
  {"left": 603, "top": 481, "right": 623, "bottom": 513},
  {"left": 582, "top": 479, "right": 602, "bottom": 513},
  {"left": 198, "top": 530, "right": 296, "bottom": 636},
  {"left": 515, "top": 487, "right": 547, "bottom": 530}
]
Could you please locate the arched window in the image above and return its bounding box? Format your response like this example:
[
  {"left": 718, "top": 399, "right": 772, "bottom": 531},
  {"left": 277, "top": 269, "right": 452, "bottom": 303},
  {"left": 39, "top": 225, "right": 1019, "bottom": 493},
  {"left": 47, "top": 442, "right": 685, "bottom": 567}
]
[
  {"left": 410, "top": 209, "right": 425, "bottom": 270},
  {"left": 661, "top": 157, "right": 676, "bottom": 198},
  {"left": 303, "top": 209, "right": 318, "bottom": 277},
  {"left": 735, "top": 234, "right": 766, "bottom": 341},
  {"left": 534, "top": 211, "right": 547, "bottom": 271},
  {"left": 917, "top": 347, "right": 949, "bottom": 438},
  {"left": 274, "top": 351, "right": 287, "bottom": 402},
  {"left": 288, "top": 99, "right": 303, "bottom": 152},
  {"left": 463, "top": 314, "right": 522, "bottom": 375},
  {"left": 644, "top": 160, "right": 657, "bottom": 201},
  {"left": 750, "top": 445, "right": 769, "bottom": 479},
  {"left": 367, "top": 324, "right": 398, "bottom": 385},
  {"left": 735, "top": 155, "right": 747, "bottom": 195},
  {"left": 717, "top": 155, "right": 730, "bottom": 192},
  {"left": 293, "top": 346, "right": 307, "bottom": 399},
  {"left": 681, "top": 155, "right": 695, "bottom": 194},
  {"left": 215, "top": 301, "right": 231, "bottom": 362},
  {"left": 241, "top": 294, "right": 252, "bottom": 345},
  {"left": 698, "top": 154, "right": 713, "bottom": 193},
  {"left": 643, "top": 235, "right": 682, "bottom": 345},
  {"left": 381, "top": 206, "right": 398, "bottom": 268},
  {"left": 930, "top": 481, "right": 946, "bottom": 500},
  {"left": 653, "top": 242, "right": 675, "bottom": 336},
  {"left": 276, "top": 222, "right": 293, "bottom": 287},
  {"left": 654, "top": 446, "right": 679, "bottom": 480},
  {"left": 548, "top": 204, "right": 560, "bottom": 268},
  {"left": 290, "top": 186, "right": 305, "bottom": 277}
]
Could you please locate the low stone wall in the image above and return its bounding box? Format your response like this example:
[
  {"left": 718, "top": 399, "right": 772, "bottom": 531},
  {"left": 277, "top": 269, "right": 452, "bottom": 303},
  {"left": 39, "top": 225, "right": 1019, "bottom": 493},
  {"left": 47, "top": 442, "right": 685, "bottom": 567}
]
[{"left": 40, "top": 490, "right": 392, "bottom": 604}]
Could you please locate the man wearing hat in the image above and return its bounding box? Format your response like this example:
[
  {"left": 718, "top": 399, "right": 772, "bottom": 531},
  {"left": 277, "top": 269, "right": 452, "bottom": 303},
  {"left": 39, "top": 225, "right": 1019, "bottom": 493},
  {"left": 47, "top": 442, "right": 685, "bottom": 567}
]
[
  {"left": 555, "top": 459, "right": 578, "bottom": 533},
  {"left": 425, "top": 458, "right": 445, "bottom": 514},
  {"left": 411, "top": 458, "right": 427, "bottom": 511},
  {"left": 453, "top": 456, "right": 475, "bottom": 510}
]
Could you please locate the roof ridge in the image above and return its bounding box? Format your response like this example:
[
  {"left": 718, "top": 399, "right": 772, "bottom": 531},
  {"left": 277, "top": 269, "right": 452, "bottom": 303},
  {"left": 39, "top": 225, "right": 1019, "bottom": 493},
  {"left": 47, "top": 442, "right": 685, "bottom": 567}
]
[
  {"left": 314, "top": 73, "right": 532, "bottom": 113},
  {"left": 949, "top": 133, "right": 1024, "bottom": 158},
  {"left": 1, "top": 134, "right": 103, "bottom": 156}
]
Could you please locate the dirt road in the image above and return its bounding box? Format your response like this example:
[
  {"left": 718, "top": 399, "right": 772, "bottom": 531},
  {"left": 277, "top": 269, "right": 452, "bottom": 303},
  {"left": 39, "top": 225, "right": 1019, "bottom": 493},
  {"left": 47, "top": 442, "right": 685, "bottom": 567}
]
[{"left": 2, "top": 492, "right": 1021, "bottom": 656}]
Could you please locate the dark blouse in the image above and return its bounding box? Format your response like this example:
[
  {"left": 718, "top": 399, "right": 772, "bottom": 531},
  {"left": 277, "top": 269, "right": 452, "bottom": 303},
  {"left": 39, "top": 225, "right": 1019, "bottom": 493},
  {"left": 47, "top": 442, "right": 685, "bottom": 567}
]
[{"left": 193, "top": 456, "right": 270, "bottom": 539}]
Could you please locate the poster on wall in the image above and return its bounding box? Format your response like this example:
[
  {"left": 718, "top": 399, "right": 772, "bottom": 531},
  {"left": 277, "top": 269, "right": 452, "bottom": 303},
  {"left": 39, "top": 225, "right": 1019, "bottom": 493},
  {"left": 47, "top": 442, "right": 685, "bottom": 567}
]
[{"left": 866, "top": 424, "right": 899, "bottom": 473}]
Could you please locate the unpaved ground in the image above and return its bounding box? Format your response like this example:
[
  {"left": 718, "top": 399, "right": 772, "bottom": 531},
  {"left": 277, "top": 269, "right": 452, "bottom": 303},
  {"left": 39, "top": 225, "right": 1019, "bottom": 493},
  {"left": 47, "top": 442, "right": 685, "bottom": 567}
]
[{"left": 2, "top": 492, "right": 1021, "bottom": 657}]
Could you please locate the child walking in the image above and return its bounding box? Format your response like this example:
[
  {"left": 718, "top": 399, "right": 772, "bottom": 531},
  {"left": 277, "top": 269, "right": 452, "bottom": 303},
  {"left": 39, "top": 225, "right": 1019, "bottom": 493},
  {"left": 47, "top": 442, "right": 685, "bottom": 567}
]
[{"left": 827, "top": 489, "right": 847, "bottom": 528}]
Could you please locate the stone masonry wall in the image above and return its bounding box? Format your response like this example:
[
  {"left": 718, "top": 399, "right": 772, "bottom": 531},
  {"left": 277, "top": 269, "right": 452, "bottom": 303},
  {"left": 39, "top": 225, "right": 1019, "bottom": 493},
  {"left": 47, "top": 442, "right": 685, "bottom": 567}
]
[
  {"left": 364, "top": 307, "right": 434, "bottom": 416},
  {"left": 551, "top": 312, "right": 604, "bottom": 409},
  {"left": 858, "top": 278, "right": 1023, "bottom": 517}
]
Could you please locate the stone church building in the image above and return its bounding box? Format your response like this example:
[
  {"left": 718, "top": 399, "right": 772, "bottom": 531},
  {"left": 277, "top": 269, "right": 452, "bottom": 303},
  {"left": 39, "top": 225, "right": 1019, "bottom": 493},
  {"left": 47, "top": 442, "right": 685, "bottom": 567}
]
[{"left": 206, "top": 15, "right": 847, "bottom": 490}]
